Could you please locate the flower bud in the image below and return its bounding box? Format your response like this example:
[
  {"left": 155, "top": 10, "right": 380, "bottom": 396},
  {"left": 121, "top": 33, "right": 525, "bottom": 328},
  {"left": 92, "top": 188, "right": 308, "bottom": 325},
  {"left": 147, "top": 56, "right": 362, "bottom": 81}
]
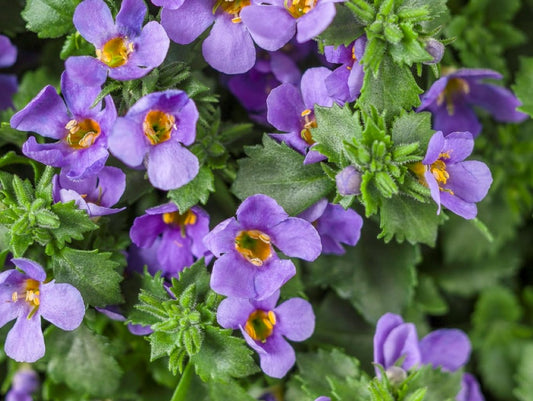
[
  {"left": 336, "top": 166, "right": 362, "bottom": 196},
  {"left": 423, "top": 39, "right": 445, "bottom": 65},
  {"left": 385, "top": 366, "right": 407, "bottom": 386}
]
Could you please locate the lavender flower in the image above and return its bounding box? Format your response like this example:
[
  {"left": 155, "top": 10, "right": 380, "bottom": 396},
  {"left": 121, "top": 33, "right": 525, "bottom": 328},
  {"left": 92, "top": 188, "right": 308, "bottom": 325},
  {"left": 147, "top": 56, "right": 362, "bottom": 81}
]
[
  {"left": 411, "top": 131, "right": 492, "bottom": 219},
  {"left": 324, "top": 36, "right": 366, "bottom": 104},
  {"left": 66, "top": 0, "right": 169, "bottom": 86},
  {"left": 130, "top": 203, "right": 210, "bottom": 277},
  {"left": 217, "top": 289, "right": 315, "bottom": 378},
  {"left": 457, "top": 373, "right": 485, "bottom": 401},
  {"left": 52, "top": 166, "right": 126, "bottom": 217},
  {"left": 0, "top": 35, "right": 17, "bottom": 111},
  {"left": 0, "top": 258, "right": 85, "bottom": 362},
  {"left": 267, "top": 67, "right": 334, "bottom": 164},
  {"left": 204, "top": 194, "right": 321, "bottom": 300},
  {"left": 335, "top": 166, "right": 362, "bottom": 196},
  {"left": 108, "top": 90, "right": 199, "bottom": 190},
  {"left": 417, "top": 68, "right": 528, "bottom": 136},
  {"left": 298, "top": 198, "right": 362, "bottom": 254},
  {"left": 6, "top": 367, "right": 39, "bottom": 401}
]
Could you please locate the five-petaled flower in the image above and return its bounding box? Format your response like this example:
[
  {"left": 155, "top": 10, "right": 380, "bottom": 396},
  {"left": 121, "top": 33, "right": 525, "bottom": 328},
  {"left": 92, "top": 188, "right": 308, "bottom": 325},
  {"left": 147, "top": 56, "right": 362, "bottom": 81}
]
[
  {"left": 204, "top": 194, "right": 321, "bottom": 300},
  {"left": 217, "top": 289, "right": 315, "bottom": 378},
  {"left": 0, "top": 258, "right": 85, "bottom": 362},
  {"left": 411, "top": 131, "right": 492, "bottom": 220}
]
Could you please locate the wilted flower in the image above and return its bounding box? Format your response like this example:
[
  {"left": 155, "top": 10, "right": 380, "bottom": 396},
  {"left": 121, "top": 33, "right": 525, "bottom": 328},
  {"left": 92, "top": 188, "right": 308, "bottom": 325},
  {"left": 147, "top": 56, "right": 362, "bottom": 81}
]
[
  {"left": 204, "top": 194, "right": 321, "bottom": 300},
  {"left": 0, "top": 258, "right": 85, "bottom": 362},
  {"left": 217, "top": 289, "right": 315, "bottom": 378},
  {"left": 0, "top": 35, "right": 17, "bottom": 111}
]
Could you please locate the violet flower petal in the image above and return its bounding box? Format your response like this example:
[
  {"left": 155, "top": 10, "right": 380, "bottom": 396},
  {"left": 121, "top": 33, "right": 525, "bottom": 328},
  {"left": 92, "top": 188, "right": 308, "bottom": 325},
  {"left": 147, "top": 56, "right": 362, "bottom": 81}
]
[
  {"left": 275, "top": 298, "right": 314, "bottom": 341},
  {"left": 0, "top": 35, "right": 17, "bottom": 67},
  {"left": 0, "top": 75, "right": 17, "bottom": 111},
  {"left": 419, "top": 329, "right": 471, "bottom": 372},
  {"left": 64, "top": 56, "right": 108, "bottom": 87},
  {"left": 301, "top": 67, "right": 334, "bottom": 109},
  {"left": 422, "top": 130, "right": 445, "bottom": 165},
  {"left": 39, "top": 282, "right": 85, "bottom": 331},
  {"left": 21, "top": 138, "right": 69, "bottom": 168},
  {"left": 457, "top": 373, "right": 485, "bottom": 401},
  {"left": 60, "top": 71, "right": 101, "bottom": 117},
  {"left": 11, "top": 258, "right": 46, "bottom": 282},
  {"left": 174, "top": 98, "right": 199, "bottom": 146},
  {"left": 382, "top": 323, "right": 421, "bottom": 370},
  {"left": 146, "top": 141, "right": 199, "bottom": 190},
  {"left": 240, "top": 5, "right": 295, "bottom": 51},
  {"left": 424, "top": 170, "right": 441, "bottom": 214},
  {"left": 296, "top": 2, "right": 337, "bottom": 43},
  {"left": 443, "top": 131, "right": 474, "bottom": 163},
  {"left": 109, "top": 117, "right": 148, "bottom": 167},
  {"left": 270, "top": 217, "right": 322, "bottom": 261},
  {"left": 151, "top": 0, "right": 185, "bottom": 9},
  {"left": 0, "top": 286, "right": 19, "bottom": 328},
  {"left": 270, "top": 52, "right": 301, "bottom": 84},
  {"left": 433, "top": 99, "right": 482, "bottom": 137},
  {"left": 97, "top": 166, "right": 127, "bottom": 207},
  {"left": 73, "top": 0, "right": 116, "bottom": 47},
  {"left": 439, "top": 191, "right": 477, "bottom": 220},
  {"left": 467, "top": 81, "right": 528, "bottom": 123},
  {"left": 161, "top": 0, "right": 214, "bottom": 44},
  {"left": 130, "top": 214, "right": 167, "bottom": 248},
  {"left": 217, "top": 297, "right": 256, "bottom": 329},
  {"left": 298, "top": 198, "right": 328, "bottom": 222},
  {"left": 157, "top": 230, "right": 194, "bottom": 277},
  {"left": 236, "top": 194, "right": 289, "bottom": 229},
  {"left": 266, "top": 83, "right": 305, "bottom": 132},
  {"left": 116, "top": 0, "right": 146, "bottom": 37},
  {"left": 374, "top": 313, "right": 404, "bottom": 367},
  {"left": 255, "top": 333, "right": 296, "bottom": 378},
  {"left": 253, "top": 259, "right": 296, "bottom": 300},
  {"left": 445, "top": 161, "right": 492, "bottom": 203},
  {"left": 5, "top": 314, "right": 45, "bottom": 363},
  {"left": 203, "top": 217, "right": 242, "bottom": 258},
  {"left": 210, "top": 252, "right": 257, "bottom": 298}
]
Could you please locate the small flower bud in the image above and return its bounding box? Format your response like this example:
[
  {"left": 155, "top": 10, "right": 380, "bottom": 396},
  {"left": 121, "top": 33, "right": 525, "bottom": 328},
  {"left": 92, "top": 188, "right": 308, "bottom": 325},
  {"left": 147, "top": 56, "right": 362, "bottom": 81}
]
[
  {"left": 423, "top": 39, "right": 445, "bottom": 65},
  {"left": 336, "top": 166, "right": 362, "bottom": 196},
  {"left": 385, "top": 366, "right": 407, "bottom": 386}
]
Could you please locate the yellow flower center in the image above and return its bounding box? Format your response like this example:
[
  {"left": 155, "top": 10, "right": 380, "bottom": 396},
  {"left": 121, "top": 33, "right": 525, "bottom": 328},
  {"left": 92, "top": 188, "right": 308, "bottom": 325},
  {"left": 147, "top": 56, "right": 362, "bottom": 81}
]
[
  {"left": 162, "top": 210, "right": 197, "bottom": 237},
  {"left": 300, "top": 108, "right": 317, "bottom": 145},
  {"left": 410, "top": 152, "right": 454, "bottom": 194},
  {"left": 214, "top": 0, "right": 251, "bottom": 23},
  {"left": 143, "top": 110, "right": 176, "bottom": 145},
  {"left": 437, "top": 77, "right": 470, "bottom": 116},
  {"left": 96, "top": 37, "right": 134, "bottom": 68},
  {"left": 12, "top": 279, "right": 41, "bottom": 319},
  {"left": 285, "top": 0, "right": 318, "bottom": 18},
  {"left": 244, "top": 309, "right": 276, "bottom": 342},
  {"left": 235, "top": 230, "right": 272, "bottom": 266},
  {"left": 65, "top": 118, "right": 101, "bottom": 149}
]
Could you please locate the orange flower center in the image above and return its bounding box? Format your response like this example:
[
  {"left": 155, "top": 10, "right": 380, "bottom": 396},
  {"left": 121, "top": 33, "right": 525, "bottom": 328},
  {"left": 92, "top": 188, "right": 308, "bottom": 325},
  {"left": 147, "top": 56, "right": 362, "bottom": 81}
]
[
  {"left": 163, "top": 210, "right": 197, "bottom": 236},
  {"left": 65, "top": 118, "right": 101, "bottom": 149},
  {"left": 244, "top": 309, "right": 276, "bottom": 342},
  {"left": 12, "top": 279, "right": 41, "bottom": 318},
  {"left": 235, "top": 230, "right": 272, "bottom": 266},
  {"left": 143, "top": 110, "right": 176, "bottom": 145},
  {"left": 410, "top": 152, "right": 454, "bottom": 194},
  {"left": 285, "top": 0, "right": 318, "bottom": 18},
  {"left": 215, "top": 0, "right": 251, "bottom": 23},
  {"left": 96, "top": 37, "right": 134, "bottom": 68},
  {"left": 300, "top": 108, "right": 317, "bottom": 145}
]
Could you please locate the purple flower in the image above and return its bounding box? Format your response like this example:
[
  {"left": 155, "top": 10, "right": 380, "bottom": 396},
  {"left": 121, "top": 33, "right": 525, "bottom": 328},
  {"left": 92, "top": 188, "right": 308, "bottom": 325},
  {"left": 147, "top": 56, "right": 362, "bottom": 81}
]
[
  {"left": 335, "top": 166, "right": 362, "bottom": 196},
  {"left": 315, "top": 398, "right": 331, "bottom": 401},
  {"left": 457, "top": 373, "right": 485, "bottom": 401},
  {"left": 324, "top": 36, "right": 366, "bottom": 104},
  {"left": 417, "top": 68, "right": 528, "bottom": 137},
  {"left": 204, "top": 194, "right": 321, "bottom": 300},
  {"left": 0, "top": 258, "right": 85, "bottom": 362},
  {"left": 241, "top": 0, "right": 346, "bottom": 45},
  {"left": 10, "top": 72, "right": 116, "bottom": 180},
  {"left": 267, "top": 67, "right": 334, "bottom": 164},
  {"left": 419, "top": 329, "right": 471, "bottom": 372},
  {"left": 52, "top": 166, "right": 126, "bottom": 217},
  {"left": 298, "top": 198, "right": 362, "bottom": 254},
  {"left": 108, "top": 90, "right": 199, "bottom": 190},
  {"left": 151, "top": 0, "right": 184, "bottom": 8},
  {"left": 423, "top": 39, "right": 445, "bottom": 65},
  {"left": 6, "top": 367, "right": 39, "bottom": 401},
  {"left": 96, "top": 306, "right": 153, "bottom": 336},
  {"left": 411, "top": 131, "right": 492, "bottom": 220},
  {"left": 0, "top": 35, "right": 17, "bottom": 111},
  {"left": 217, "top": 289, "right": 315, "bottom": 378},
  {"left": 66, "top": 0, "right": 169, "bottom": 86},
  {"left": 130, "top": 203, "right": 210, "bottom": 278}
]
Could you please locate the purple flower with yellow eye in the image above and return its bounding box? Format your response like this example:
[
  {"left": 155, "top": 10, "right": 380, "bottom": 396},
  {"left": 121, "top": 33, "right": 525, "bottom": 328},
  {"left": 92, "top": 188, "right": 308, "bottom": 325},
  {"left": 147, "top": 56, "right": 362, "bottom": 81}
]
[
  {"left": 217, "top": 289, "right": 315, "bottom": 378},
  {"left": 267, "top": 67, "right": 334, "bottom": 164},
  {"left": 410, "top": 131, "right": 492, "bottom": 220},
  {"left": 298, "top": 198, "right": 363, "bottom": 254},
  {"left": 417, "top": 68, "right": 528, "bottom": 137},
  {"left": 0, "top": 258, "right": 85, "bottom": 362},
  {"left": 130, "top": 203, "right": 211, "bottom": 278},
  {"left": 0, "top": 35, "right": 18, "bottom": 111},
  {"left": 65, "top": 0, "right": 169, "bottom": 86},
  {"left": 10, "top": 72, "right": 116, "bottom": 180},
  {"left": 203, "top": 194, "right": 321, "bottom": 300},
  {"left": 108, "top": 90, "right": 199, "bottom": 190}
]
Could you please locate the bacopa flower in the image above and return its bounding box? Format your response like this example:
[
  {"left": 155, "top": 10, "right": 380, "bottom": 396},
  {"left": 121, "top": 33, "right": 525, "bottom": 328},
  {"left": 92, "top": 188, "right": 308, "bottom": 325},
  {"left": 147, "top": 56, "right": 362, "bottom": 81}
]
[
  {"left": 66, "top": 0, "right": 169, "bottom": 86},
  {"left": 410, "top": 131, "right": 492, "bottom": 220},
  {"left": 417, "top": 68, "right": 528, "bottom": 136},
  {"left": 217, "top": 289, "right": 315, "bottom": 378},
  {"left": 108, "top": 90, "right": 199, "bottom": 190},
  {"left": 298, "top": 198, "right": 363, "bottom": 254},
  {"left": 267, "top": 67, "right": 333, "bottom": 164},
  {"left": 323, "top": 36, "right": 366, "bottom": 104},
  {"left": 0, "top": 35, "right": 18, "bottom": 111},
  {"left": 52, "top": 166, "right": 126, "bottom": 217},
  {"left": 6, "top": 367, "right": 39, "bottom": 401},
  {"left": 130, "top": 203, "right": 210, "bottom": 277},
  {"left": 11, "top": 72, "right": 116, "bottom": 180},
  {"left": 203, "top": 194, "right": 321, "bottom": 300},
  {"left": 0, "top": 258, "right": 85, "bottom": 362},
  {"left": 335, "top": 165, "right": 362, "bottom": 196}
]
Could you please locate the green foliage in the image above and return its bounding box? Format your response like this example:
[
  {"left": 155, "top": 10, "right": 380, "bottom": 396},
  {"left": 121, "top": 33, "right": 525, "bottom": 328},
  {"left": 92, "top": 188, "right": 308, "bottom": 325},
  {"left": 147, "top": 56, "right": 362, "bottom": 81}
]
[
  {"left": 402, "top": 365, "right": 462, "bottom": 401},
  {"left": 168, "top": 166, "right": 215, "bottom": 214},
  {"left": 60, "top": 31, "right": 94, "bottom": 60},
  {"left": 514, "top": 343, "right": 533, "bottom": 401},
  {"left": 45, "top": 325, "right": 123, "bottom": 398},
  {"left": 317, "top": 4, "right": 365, "bottom": 47},
  {"left": 513, "top": 57, "right": 533, "bottom": 117},
  {"left": 232, "top": 135, "right": 334, "bottom": 216},
  {"left": 22, "top": 0, "right": 80, "bottom": 38}
]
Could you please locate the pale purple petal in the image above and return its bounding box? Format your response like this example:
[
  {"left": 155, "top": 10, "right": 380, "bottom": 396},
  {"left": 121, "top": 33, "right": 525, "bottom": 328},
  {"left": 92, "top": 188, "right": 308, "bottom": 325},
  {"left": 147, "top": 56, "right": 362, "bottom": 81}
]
[
  {"left": 151, "top": 0, "right": 184, "bottom": 8},
  {"left": 270, "top": 52, "right": 301, "bottom": 84},
  {"left": 108, "top": 117, "right": 148, "bottom": 167},
  {"left": 157, "top": 230, "right": 194, "bottom": 277},
  {"left": 466, "top": 81, "right": 528, "bottom": 123},
  {"left": 22, "top": 138, "right": 69, "bottom": 168},
  {"left": 443, "top": 131, "right": 474, "bottom": 163},
  {"left": 0, "top": 35, "right": 17, "bottom": 67},
  {"left": 374, "top": 313, "right": 404, "bottom": 367},
  {"left": 5, "top": 314, "right": 44, "bottom": 362},
  {"left": 145, "top": 202, "right": 178, "bottom": 215},
  {"left": 202, "top": 16, "right": 256, "bottom": 74},
  {"left": 236, "top": 194, "right": 289, "bottom": 230},
  {"left": 432, "top": 100, "right": 482, "bottom": 137},
  {"left": 266, "top": 83, "right": 305, "bottom": 132},
  {"left": 60, "top": 71, "right": 101, "bottom": 117},
  {"left": 64, "top": 56, "right": 108, "bottom": 87},
  {"left": 253, "top": 259, "right": 296, "bottom": 300},
  {"left": 210, "top": 252, "right": 257, "bottom": 298},
  {"left": 275, "top": 298, "right": 314, "bottom": 341},
  {"left": 316, "top": 204, "right": 363, "bottom": 252},
  {"left": 269, "top": 217, "right": 321, "bottom": 261},
  {"left": 0, "top": 75, "right": 17, "bottom": 110},
  {"left": 256, "top": 333, "right": 296, "bottom": 378},
  {"left": 130, "top": 214, "right": 167, "bottom": 247},
  {"left": 295, "top": 2, "right": 336, "bottom": 43},
  {"left": 423, "top": 131, "right": 445, "bottom": 165},
  {"left": 174, "top": 98, "right": 199, "bottom": 146},
  {"left": 63, "top": 145, "right": 109, "bottom": 180},
  {"left": 203, "top": 217, "right": 242, "bottom": 257},
  {"left": 382, "top": 323, "right": 421, "bottom": 370},
  {"left": 424, "top": 170, "right": 441, "bottom": 214},
  {"left": 444, "top": 161, "right": 492, "bottom": 203},
  {"left": 303, "top": 148, "right": 327, "bottom": 164},
  {"left": 217, "top": 297, "right": 256, "bottom": 329},
  {"left": 326, "top": 65, "right": 351, "bottom": 103},
  {"left": 298, "top": 198, "right": 328, "bottom": 222},
  {"left": 419, "top": 329, "right": 471, "bottom": 372},
  {"left": 161, "top": 0, "right": 214, "bottom": 44},
  {"left": 301, "top": 67, "right": 334, "bottom": 109},
  {"left": 418, "top": 76, "right": 449, "bottom": 111},
  {"left": 11, "top": 258, "right": 46, "bottom": 282},
  {"left": 440, "top": 191, "right": 477, "bottom": 220},
  {"left": 116, "top": 0, "right": 146, "bottom": 37},
  {"left": 451, "top": 68, "right": 502, "bottom": 81},
  {"left": 39, "top": 282, "right": 85, "bottom": 330},
  {"left": 97, "top": 166, "right": 127, "bottom": 207},
  {"left": 73, "top": 0, "right": 117, "bottom": 47},
  {"left": 0, "top": 283, "right": 19, "bottom": 328},
  {"left": 146, "top": 141, "right": 199, "bottom": 190},
  {"left": 241, "top": 5, "right": 295, "bottom": 51},
  {"left": 457, "top": 373, "right": 485, "bottom": 401},
  {"left": 324, "top": 43, "right": 351, "bottom": 64}
]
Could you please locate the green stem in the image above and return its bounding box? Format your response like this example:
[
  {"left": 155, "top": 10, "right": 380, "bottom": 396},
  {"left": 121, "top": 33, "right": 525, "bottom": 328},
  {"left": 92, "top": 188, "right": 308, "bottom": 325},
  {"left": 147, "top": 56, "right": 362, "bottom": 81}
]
[{"left": 170, "top": 362, "right": 194, "bottom": 401}]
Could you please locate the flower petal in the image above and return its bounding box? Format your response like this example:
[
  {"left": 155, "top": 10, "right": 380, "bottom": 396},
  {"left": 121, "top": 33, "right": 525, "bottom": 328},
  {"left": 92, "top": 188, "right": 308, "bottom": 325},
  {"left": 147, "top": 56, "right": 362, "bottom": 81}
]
[
  {"left": 203, "top": 217, "right": 242, "bottom": 257},
  {"left": 97, "top": 166, "right": 127, "bottom": 207},
  {"left": 236, "top": 194, "right": 289, "bottom": 230},
  {"left": 254, "top": 259, "right": 296, "bottom": 300},
  {"left": 295, "top": 2, "right": 336, "bottom": 43},
  {"left": 22, "top": 137, "right": 69, "bottom": 168},
  {"left": 11, "top": 258, "right": 46, "bottom": 282},
  {"left": 146, "top": 141, "right": 199, "bottom": 190},
  {"left": 266, "top": 83, "right": 305, "bottom": 132},
  {"left": 73, "top": 0, "right": 116, "bottom": 47},
  {"left": 445, "top": 161, "right": 492, "bottom": 203},
  {"left": 210, "top": 252, "right": 257, "bottom": 298},
  {"left": 457, "top": 373, "right": 485, "bottom": 401},
  {"left": 60, "top": 71, "right": 101, "bottom": 117},
  {"left": 432, "top": 100, "right": 482, "bottom": 137},
  {"left": 373, "top": 313, "right": 404, "bottom": 367},
  {"left": 157, "top": 229, "right": 194, "bottom": 277},
  {"left": 108, "top": 116, "right": 148, "bottom": 167},
  {"left": 40, "top": 282, "right": 85, "bottom": 330},
  {"left": 440, "top": 191, "right": 478, "bottom": 220},
  {"left": 240, "top": 5, "right": 295, "bottom": 51},
  {"left": 116, "top": 0, "right": 146, "bottom": 37},
  {"left": 275, "top": 297, "right": 314, "bottom": 341},
  {"left": 257, "top": 333, "right": 296, "bottom": 378},
  {"left": 382, "top": 323, "right": 421, "bottom": 370},
  {"left": 467, "top": 81, "right": 528, "bottom": 123},
  {"left": 270, "top": 217, "right": 321, "bottom": 261},
  {"left": 161, "top": 0, "right": 214, "bottom": 44},
  {"left": 419, "top": 329, "right": 471, "bottom": 372},
  {"left": 130, "top": 214, "right": 167, "bottom": 248},
  {"left": 301, "top": 67, "right": 334, "bottom": 110},
  {"left": 64, "top": 56, "right": 108, "bottom": 87},
  {"left": 5, "top": 314, "right": 45, "bottom": 362},
  {"left": 443, "top": 131, "right": 474, "bottom": 163},
  {"left": 298, "top": 198, "right": 328, "bottom": 222},
  {"left": 423, "top": 131, "right": 445, "bottom": 165},
  {"left": 174, "top": 98, "right": 199, "bottom": 146},
  {"left": 0, "top": 35, "right": 17, "bottom": 67},
  {"left": 424, "top": 170, "right": 441, "bottom": 214},
  {"left": 217, "top": 297, "right": 255, "bottom": 329},
  {"left": 316, "top": 203, "right": 363, "bottom": 252}
]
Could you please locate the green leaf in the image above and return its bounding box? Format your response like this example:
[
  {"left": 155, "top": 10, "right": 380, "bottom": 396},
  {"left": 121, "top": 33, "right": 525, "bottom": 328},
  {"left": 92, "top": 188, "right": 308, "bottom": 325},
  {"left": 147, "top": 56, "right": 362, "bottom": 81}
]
[
  {"left": 60, "top": 31, "right": 94, "bottom": 60},
  {"left": 312, "top": 104, "right": 362, "bottom": 164},
  {"left": 52, "top": 247, "right": 123, "bottom": 307},
  {"left": 232, "top": 135, "right": 334, "bottom": 215},
  {"left": 22, "top": 0, "right": 81, "bottom": 38},
  {"left": 49, "top": 201, "right": 98, "bottom": 248},
  {"left": 404, "top": 366, "right": 462, "bottom": 401},
  {"left": 46, "top": 325, "right": 122, "bottom": 398},
  {"left": 204, "top": 379, "right": 256, "bottom": 401},
  {"left": 378, "top": 196, "right": 439, "bottom": 246},
  {"left": 167, "top": 166, "right": 215, "bottom": 214},
  {"left": 512, "top": 57, "right": 533, "bottom": 116},
  {"left": 514, "top": 343, "right": 533, "bottom": 401},
  {"left": 391, "top": 111, "right": 434, "bottom": 150},
  {"left": 317, "top": 4, "right": 365, "bottom": 47},
  {"left": 190, "top": 326, "right": 259, "bottom": 382},
  {"left": 414, "top": 274, "right": 448, "bottom": 315}
]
